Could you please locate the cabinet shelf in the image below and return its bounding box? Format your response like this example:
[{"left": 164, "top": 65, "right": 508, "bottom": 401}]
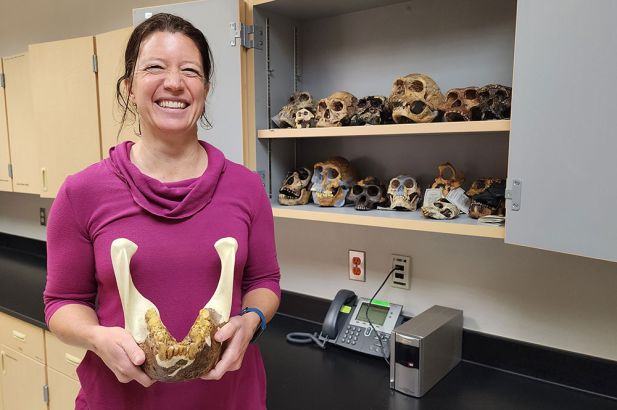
[
  {"left": 258, "top": 120, "right": 510, "bottom": 139},
  {"left": 271, "top": 200, "right": 505, "bottom": 239}
]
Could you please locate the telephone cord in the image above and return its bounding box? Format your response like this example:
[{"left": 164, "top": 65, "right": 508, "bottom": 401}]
[
  {"left": 367, "top": 267, "right": 397, "bottom": 366},
  {"left": 286, "top": 331, "right": 328, "bottom": 349}
]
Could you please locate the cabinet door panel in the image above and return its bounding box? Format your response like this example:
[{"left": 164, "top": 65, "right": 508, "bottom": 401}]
[
  {"left": 0, "top": 60, "right": 12, "bottom": 192},
  {"left": 507, "top": 0, "right": 617, "bottom": 262},
  {"left": 3, "top": 54, "right": 39, "bottom": 194},
  {"left": 95, "top": 27, "right": 136, "bottom": 157},
  {"left": 47, "top": 367, "right": 80, "bottom": 410},
  {"left": 29, "top": 36, "right": 101, "bottom": 198},
  {"left": 133, "top": 0, "right": 244, "bottom": 164},
  {"left": 0, "top": 346, "right": 47, "bottom": 410}
]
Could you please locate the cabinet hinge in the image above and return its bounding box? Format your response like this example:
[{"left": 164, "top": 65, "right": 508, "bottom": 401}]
[
  {"left": 0, "top": 73, "right": 5, "bottom": 88},
  {"left": 92, "top": 54, "right": 98, "bottom": 73},
  {"left": 7, "top": 164, "right": 12, "bottom": 178},
  {"left": 43, "top": 384, "right": 49, "bottom": 403},
  {"left": 229, "top": 23, "right": 263, "bottom": 50},
  {"left": 505, "top": 178, "right": 522, "bottom": 211}
]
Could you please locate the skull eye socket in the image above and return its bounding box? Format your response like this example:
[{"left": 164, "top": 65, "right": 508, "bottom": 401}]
[
  {"left": 479, "top": 91, "right": 490, "bottom": 100},
  {"left": 370, "top": 98, "right": 382, "bottom": 107},
  {"left": 446, "top": 92, "right": 458, "bottom": 101},
  {"left": 327, "top": 168, "right": 339, "bottom": 178},
  {"left": 495, "top": 90, "right": 507, "bottom": 99},
  {"left": 367, "top": 186, "right": 380, "bottom": 196},
  {"left": 332, "top": 101, "right": 344, "bottom": 111},
  {"left": 411, "top": 101, "right": 427, "bottom": 114},
  {"left": 435, "top": 202, "right": 444, "bottom": 209},
  {"left": 298, "top": 93, "right": 310, "bottom": 101},
  {"left": 314, "top": 166, "right": 323, "bottom": 173},
  {"left": 391, "top": 179, "right": 400, "bottom": 189},
  {"left": 403, "top": 179, "right": 415, "bottom": 188},
  {"left": 465, "top": 89, "right": 477, "bottom": 100},
  {"left": 352, "top": 185, "right": 364, "bottom": 195},
  {"left": 298, "top": 169, "right": 309, "bottom": 179},
  {"left": 318, "top": 101, "right": 327, "bottom": 110},
  {"left": 285, "top": 176, "right": 295, "bottom": 185},
  {"left": 358, "top": 99, "right": 368, "bottom": 108},
  {"left": 410, "top": 80, "right": 424, "bottom": 93}
]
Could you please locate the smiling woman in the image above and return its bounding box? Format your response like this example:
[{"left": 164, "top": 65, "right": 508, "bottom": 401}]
[{"left": 43, "top": 13, "right": 281, "bottom": 410}]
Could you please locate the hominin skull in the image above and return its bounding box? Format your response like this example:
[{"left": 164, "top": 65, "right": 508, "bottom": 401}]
[
  {"left": 421, "top": 199, "right": 460, "bottom": 220},
  {"left": 388, "top": 73, "right": 446, "bottom": 123},
  {"left": 315, "top": 91, "right": 358, "bottom": 127},
  {"left": 387, "top": 175, "right": 422, "bottom": 211},
  {"left": 465, "top": 178, "right": 506, "bottom": 219},
  {"left": 442, "top": 87, "right": 480, "bottom": 122},
  {"left": 279, "top": 167, "right": 313, "bottom": 205},
  {"left": 476, "top": 84, "right": 512, "bottom": 120},
  {"left": 348, "top": 176, "right": 387, "bottom": 211},
  {"left": 431, "top": 162, "right": 465, "bottom": 197},
  {"left": 350, "top": 96, "right": 392, "bottom": 125},
  {"left": 272, "top": 91, "right": 316, "bottom": 128},
  {"left": 310, "top": 157, "right": 355, "bottom": 207}
]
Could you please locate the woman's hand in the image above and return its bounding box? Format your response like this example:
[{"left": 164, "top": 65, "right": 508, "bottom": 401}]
[
  {"left": 89, "top": 326, "right": 156, "bottom": 388},
  {"left": 200, "top": 312, "right": 261, "bottom": 380}
]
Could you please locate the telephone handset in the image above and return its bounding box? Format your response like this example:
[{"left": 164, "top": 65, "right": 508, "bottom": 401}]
[{"left": 319, "top": 289, "right": 404, "bottom": 358}]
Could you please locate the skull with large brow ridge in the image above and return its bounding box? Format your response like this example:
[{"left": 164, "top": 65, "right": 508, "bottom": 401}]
[{"left": 111, "top": 237, "right": 237, "bottom": 382}]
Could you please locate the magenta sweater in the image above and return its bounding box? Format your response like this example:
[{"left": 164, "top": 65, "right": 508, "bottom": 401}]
[{"left": 44, "top": 141, "right": 281, "bottom": 410}]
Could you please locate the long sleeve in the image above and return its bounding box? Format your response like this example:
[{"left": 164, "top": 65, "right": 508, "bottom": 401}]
[
  {"left": 242, "top": 175, "right": 281, "bottom": 299},
  {"left": 43, "top": 179, "right": 97, "bottom": 325}
]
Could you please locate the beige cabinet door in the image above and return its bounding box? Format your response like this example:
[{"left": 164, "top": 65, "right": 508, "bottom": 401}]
[
  {"left": 0, "top": 345, "right": 47, "bottom": 410},
  {"left": 95, "top": 27, "right": 137, "bottom": 157},
  {"left": 0, "top": 60, "right": 12, "bottom": 192},
  {"left": 29, "top": 35, "right": 101, "bottom": 198},
  {"left": 3, "top": 54, "right": 39, "bottom": 194},
  {"left": 47, "top": 367, "right": 80, "bottom": 410}
]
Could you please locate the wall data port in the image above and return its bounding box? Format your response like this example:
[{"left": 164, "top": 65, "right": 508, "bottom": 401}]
[{"left": 391, "top": 254, "right": 411, "bottom": 289}]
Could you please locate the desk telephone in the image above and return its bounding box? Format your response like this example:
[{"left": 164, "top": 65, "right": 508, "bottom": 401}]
[{"left": 320, "top": 289, "right": 404, "bottom": 358}]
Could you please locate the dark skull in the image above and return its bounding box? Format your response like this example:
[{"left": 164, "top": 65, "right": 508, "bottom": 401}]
[
  {"left": 351, "top": 96, "right": 393, "bottom": 125},
  {"left": 465, "top": 178, "right": 506, "bottom": 219},
  {"left": 348, "top": 177, "right": 387, "bottom": 211},
  {"left": 475, "top": 84, "right": 512, "bottom": 120}
]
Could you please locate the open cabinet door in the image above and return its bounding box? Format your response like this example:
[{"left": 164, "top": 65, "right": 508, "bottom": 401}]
[
  {"left": 133, "top": 0, "right": 245, "bottom": 164},
  {"left": 506, "top": 0, "right": 617, "bottom": 262}
]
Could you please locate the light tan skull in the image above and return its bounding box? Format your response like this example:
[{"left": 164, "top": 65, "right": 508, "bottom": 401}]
[
  {"left": 431, "top": 162, "right": 465, "bottom": 197},
  {"left": 442, "top": 87, "right": 480, "bottom": 122},
  {"left": 111, "top": 237, "right": 237, "bottom": 382},
  {"left": 272, "top": 91, "right": 316, "bottom": 128},
  {"left": 278, "top": 167, "right": 313, "bottom": 205},
  {"left": 388, "top": 73, "right": 446, "bottom": 123},
  {"left": 387, "top": 175, "right": 422, "bottom": 211},
  {"left": 315, "top": 91, "right": 358, "bottom": 127},
  {"left": 295, "top": 108, "right": 316, "bottom": 128},
  {"left": 310, "top": 157, "right": 355, "bottom": 207},
  {"left": 421, "top": 199, "right": 460, "bottom": 220}
]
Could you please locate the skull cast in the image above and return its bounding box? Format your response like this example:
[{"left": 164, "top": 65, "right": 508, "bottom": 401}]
[
  {"left": 421, "top": 199, "right": 460, "bottom": 220},
  {"left": 347, "top": 176, "right": 387, "bottom": 211},
  {"left": 272, "top": 91, "right": 316, "bottom": 128},
  {"left": 431, "top": 162, "right": 465, "bottom": 197},
  {"left": 111, "top": 237, "right": 237, "bottom": 382},
  {"left": 442, "top": 87, "right": 480, "bottom": 122},
  {"left": 388, "top": 73, "right": 446, "bottom": 123},
  {"left": 295, "top": 108, "right": 316, "bottom": 128},
  {"left": 350, "top": 96, "right": 393, "bottom": 126},
  {"left": 476, "top": 84, "right": 512, "bottom": 120},
  {"left": 310, "top": 157, "right": 355, "bottom": 207},
  {"left": 315, "top": 91, "right": 358, "bottom": 127},
  {"left": 465, "top": 178, "right": 506, "bottom": 219},
  {"left": 279, "top": 167, "right": 313, "bottom": 206},
  {"left": 387, "top": 175, "right": 422, "bottom": 211}
]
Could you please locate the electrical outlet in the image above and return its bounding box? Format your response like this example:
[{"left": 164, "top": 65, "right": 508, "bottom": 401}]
[
  {"left": 349, "top": 250, "right": 365, "bottom": 281},
  {"left": 39, "top": 208, "right": 47, "bottom": 226},
  {"left": 391, "top": 254, "right": 411, "bottom": 289}
]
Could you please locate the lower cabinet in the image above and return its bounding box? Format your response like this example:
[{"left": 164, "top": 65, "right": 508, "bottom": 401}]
[
  {"left": 0, "top": 345, "right": 47, "bottom": 410},
  {"left": 47, "top": 368, "right": 80, "bottom": 410}
]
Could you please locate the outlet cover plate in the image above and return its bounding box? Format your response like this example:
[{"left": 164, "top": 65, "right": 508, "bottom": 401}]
[
  {"left": 349, "top": 250, "right": 366, "bottom": 282},
  {"left": 391, "top": 254, "right": 411, "bottom": 289}
]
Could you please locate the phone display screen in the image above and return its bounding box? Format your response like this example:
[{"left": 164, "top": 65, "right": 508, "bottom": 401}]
[{"left": 355, "top": 303, "right": 388, "bottom": 326}]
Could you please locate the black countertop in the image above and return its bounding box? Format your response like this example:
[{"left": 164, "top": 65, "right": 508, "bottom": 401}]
[{"left": 1, "top": 235, "right": 616, "bottom": 409}]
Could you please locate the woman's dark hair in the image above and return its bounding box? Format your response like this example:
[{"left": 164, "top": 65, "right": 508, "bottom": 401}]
[{"left": 115, "top": 13, "right": 214, "bottom": 137}]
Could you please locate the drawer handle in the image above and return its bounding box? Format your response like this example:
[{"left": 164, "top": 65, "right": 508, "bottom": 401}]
[
  {"left": 65, "top": 353, "right": 82, "bottom": 366},
  {"left": 12, "top": 330, "right": 26, "bottom": 342}
]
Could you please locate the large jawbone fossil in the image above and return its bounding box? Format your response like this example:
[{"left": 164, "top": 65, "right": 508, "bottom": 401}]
[{"left": 111, "top": 237, "right": 237, "bottom": 382}]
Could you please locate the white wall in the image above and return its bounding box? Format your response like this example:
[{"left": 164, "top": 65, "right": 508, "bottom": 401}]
[{"left": 1, "top": 0, "right": 616, "bottom": 362}]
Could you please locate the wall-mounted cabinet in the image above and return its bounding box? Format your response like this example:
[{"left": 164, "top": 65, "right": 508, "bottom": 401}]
[
  {"left": 95, "top": 27, "right": 137, "bottom": 157},
  {"left": 3, "top": 54, "right": 39, "bottom": 194},
  {"left": 131, "top": 0, "right": 617, "bottom": 262},
  {"left": 29, "top": 36, "right": 101, "bottom": 198},
  {"left": 0, "top": 60, "right": 11, "bottom": 192}
]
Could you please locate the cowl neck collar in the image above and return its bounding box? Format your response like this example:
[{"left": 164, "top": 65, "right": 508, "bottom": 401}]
[{"left": 106, "top": 140, "right": 226, "bottom": 220}]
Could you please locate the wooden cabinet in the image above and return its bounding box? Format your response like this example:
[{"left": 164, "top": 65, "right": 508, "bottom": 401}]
[
  {"left": 0, "top": 312, "right": 47, "bottom": 410},
  {"left": 45, "top": 331, "right": 85, "bottom": 410},
  {"left": 2, "top": 54, "right": 39, "bottom": 194},
  {"left": 95, "top": 27, "right": 137, "bottom": 157},
  {"left": 29, "top": 35, "right": 101, "bottom": 198},
  {"left": 0, "top": 60, "right": 12, "bottom": 192}
]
